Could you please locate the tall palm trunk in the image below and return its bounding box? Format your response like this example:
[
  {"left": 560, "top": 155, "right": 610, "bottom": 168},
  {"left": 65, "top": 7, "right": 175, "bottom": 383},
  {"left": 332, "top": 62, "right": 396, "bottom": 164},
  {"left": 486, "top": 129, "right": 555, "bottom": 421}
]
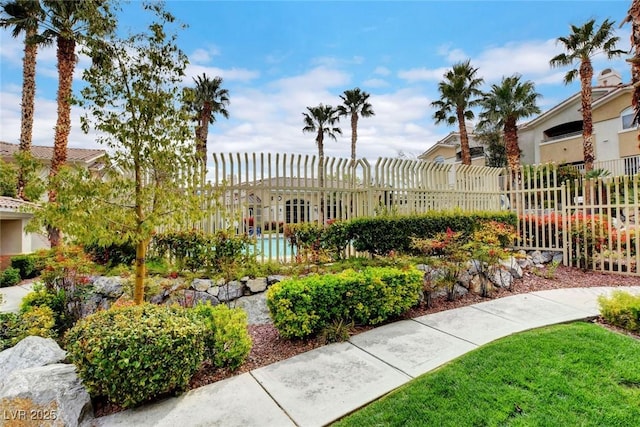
[
  {"left": 457, "top": 109, "right": 471, "bottom": 165},
  {"left": 196, "top": 101, "right": 212, "bottom": 165},
  {"left": 17, "top": 25, "right": 37, "bottom": 200},
  {"left": 579, "top": 60, "right": 595, "bottom": 173},
  {"left": 350, "top": 113, "right": 358, "bottom": 163},
  {"left": 504, "top": 117, "right": 520, "bottom": 211},
  {"left": 48, "top": 35, "right": 76, "bottom": 247},
  {"left": 627, "top": 1, "right": 640, "bottom": 148},
  {"left": 317, "top": 132, "right": 325, "bottom": 224}
]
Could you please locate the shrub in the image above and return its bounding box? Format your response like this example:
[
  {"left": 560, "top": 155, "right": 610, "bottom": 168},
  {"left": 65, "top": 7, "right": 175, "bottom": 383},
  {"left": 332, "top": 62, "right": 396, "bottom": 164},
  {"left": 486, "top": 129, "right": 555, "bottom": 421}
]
[
  {"left": 598, "top": 291, "right": 640, "bottom": 333},
  {"left": 0, "top": 267, "right": 21, "bottom": 287},
  {"left": 347, "top": 211, "right": 517, "bottom": 256},
  {"left": 0, "top": 307, "right": 56, "bottom": 351},
  {"left": 190, "top": 303, "right": 252, "bottom": 370},
  {"left": 20, "top": 284, "right": 71, "bottom": 334},
  {"left": 285, "top": 222, "right": 327, "bottom": 263},
  {"left": 65, "top": 304, "right": 206, "bottom": 408},
  {"left": 83, "top": 240, "right": 136, "bottom": 267},
  {"left": 10, "top": 254, "right": 38, "bottom": 279},
  {"left": 266, "top": 266, "right": 422, "bottom": 339}
]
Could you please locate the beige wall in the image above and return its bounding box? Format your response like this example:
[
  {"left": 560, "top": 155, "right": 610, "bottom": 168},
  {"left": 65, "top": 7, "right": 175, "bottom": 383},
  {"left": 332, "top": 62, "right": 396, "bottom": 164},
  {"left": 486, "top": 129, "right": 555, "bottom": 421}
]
[
  {"left": 593, "top": 92, "right": 631, "bottom": 122},
  {"left": 619, "top": 130, "right": 640, "bottom": 157},
  {"left": 540, "top": 135, "right": 585, "bottom": 164},
  {"left": 0, "top": 219, "right": 23, "bottom": 255},
  {"left": 422, "top": 145, "right": 456, "bottom": 162},
  {"left": 471, "top": 157, "right": 486, "bottom": 166}
]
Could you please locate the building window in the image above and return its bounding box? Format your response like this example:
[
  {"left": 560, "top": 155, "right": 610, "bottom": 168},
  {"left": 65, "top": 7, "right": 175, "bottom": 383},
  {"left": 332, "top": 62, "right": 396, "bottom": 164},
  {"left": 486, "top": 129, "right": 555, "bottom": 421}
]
[
  {"left": 621, "top": 107, "right": 636, "bottom": 130},
  {"left": 434, "top": 155, "right": 445, "bottom": 164}
]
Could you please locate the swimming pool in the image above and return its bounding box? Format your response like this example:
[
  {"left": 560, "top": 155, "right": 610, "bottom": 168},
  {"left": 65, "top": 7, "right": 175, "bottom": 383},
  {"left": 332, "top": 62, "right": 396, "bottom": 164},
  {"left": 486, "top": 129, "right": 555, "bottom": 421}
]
[{"left": 249, "top": 234, "right": 295, "bottom": 261}]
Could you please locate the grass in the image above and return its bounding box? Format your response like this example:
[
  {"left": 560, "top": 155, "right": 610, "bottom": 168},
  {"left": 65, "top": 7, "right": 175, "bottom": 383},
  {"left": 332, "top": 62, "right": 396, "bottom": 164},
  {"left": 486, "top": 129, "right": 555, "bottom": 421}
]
[{"left": 334, "top": 322, "right": 640, "bottom": 427}]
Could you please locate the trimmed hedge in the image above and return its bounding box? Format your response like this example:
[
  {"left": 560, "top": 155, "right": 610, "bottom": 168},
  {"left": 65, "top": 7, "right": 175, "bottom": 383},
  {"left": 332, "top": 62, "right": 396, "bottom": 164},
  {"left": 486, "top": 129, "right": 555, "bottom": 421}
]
[
  {"left": 347, "top": 210, "right": 517, "bottom": 256},
  {"left": 10, "top": 254, "right": 38, "bottom": 279},
  {"left": 598, "top": 291, "right": 640, "bottom": 333},
  {"left": 190, "top": 303, "right": 252, "bottom": 370},
  {"left": 65, "top": 304, "right": 206, "bottom": 408},
  {"left": 266, "top": 266, "right": 423, "bottom": 339},
  {"left": 0, "top": 267, "right": 21, "bottom": 287}
]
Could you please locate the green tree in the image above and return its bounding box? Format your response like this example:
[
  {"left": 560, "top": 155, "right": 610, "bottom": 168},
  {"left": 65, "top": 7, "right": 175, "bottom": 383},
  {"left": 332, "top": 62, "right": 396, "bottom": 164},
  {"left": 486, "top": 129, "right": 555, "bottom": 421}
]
[
  {"left": 550, "top": 19, "right": 625, "bottom": 173},
  {"left": 183, "top": 73, "right": 230, "bottom": 165},
  {"left": 476, "top": 123, "right": 507, "bottom": 168},
  {"left": 0, "top": 0, "right": 46, "bottom": 199},
  {"left": 33, "top": 2, "right": 213, "bottom": 304},
  {"left": 479, "top": 75, "right": 541, "bottom": 172},
  {"left": 39, "top": 0, "right": 114, "bottom": 245},
  {"left": 337, "top": 88, "right": 375, "bottom": 163},
  {"left": 302, "top": 104, "right": 341, "bottom": 224},
  {"left": 431, "top": 60, "right": 484, "bottom": 165}
]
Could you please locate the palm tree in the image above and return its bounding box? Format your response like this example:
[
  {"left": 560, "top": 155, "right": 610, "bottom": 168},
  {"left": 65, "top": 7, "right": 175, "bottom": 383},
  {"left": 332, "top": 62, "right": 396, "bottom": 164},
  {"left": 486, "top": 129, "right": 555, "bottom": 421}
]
[
  {"left": 478, "top": 75, "right": 541, "bottom": 173},
  {"left": 184, "top": 74, "right": 230, "bottom": 165},
  {"left": 1, "top": 0, "right": 46, "bottom": 199},
  {"left": 431, "top": 60, "right": 484, "bottom": 165},
  {"left": 550, "top": 19, "right": 625, "bottom": 173},
  {"left": 621, "top": 1, "right": 640, "bottom": 129},
  {"left": 336, "top": 88, "right": 374, "bottom": 163},
  {"left": 40, "top": 0, "right": 113, "bottom": 245},
  {"left": 302, "top": 104, "right": 341, "bottom": 223}
]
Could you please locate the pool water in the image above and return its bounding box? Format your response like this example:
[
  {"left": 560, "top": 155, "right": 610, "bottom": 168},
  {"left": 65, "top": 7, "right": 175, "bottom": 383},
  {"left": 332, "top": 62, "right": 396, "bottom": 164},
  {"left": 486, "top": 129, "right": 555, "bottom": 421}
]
[{"left": 249, "top": 235, "right": 295, "bottom": 261}]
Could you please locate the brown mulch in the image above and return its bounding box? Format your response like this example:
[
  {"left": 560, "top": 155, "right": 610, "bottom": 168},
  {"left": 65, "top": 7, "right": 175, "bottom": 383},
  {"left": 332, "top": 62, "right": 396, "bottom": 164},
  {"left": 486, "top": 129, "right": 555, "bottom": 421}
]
[{"left": 94, "top": 265, "right": 640, "bottom": 418}]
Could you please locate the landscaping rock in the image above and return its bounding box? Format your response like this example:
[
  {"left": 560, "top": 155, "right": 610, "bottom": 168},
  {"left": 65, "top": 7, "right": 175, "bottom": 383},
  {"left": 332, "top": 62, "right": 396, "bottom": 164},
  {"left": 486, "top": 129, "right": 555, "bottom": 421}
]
[
  {"left": 79, "top": 294, "right": 110, "bottom": 318},
  {"left": 517, "top": 257, "right": 533, "bottom": 270},
  {"left": 218, "top": 281, "right": 245, "bottom": 302},
  {"left": 457, "top": 270, "right": 473, "bottom": 289},
  {"left": 530, "top": 250, "right": 554, "bottom": 265},
  {"left": 490, "top": 268, "right": 513, "bottom": 288},
  {"left": 267, "top": 275, "right": 287, "bottom": 286},
  {"left": 92, "top": 276, "right": 124, "bottom": 298},
  {"left": 500, "top": 257, "right": 523, "bottom": 279},
  {"left": 415, "top": 264, "right": 429, "bottom": 272},
  {"left": 0, "top": 337, "right": 67, "bottom": 381},
  {"left": 246, "top": 278, "right": 268, "bottom": 293},
  {"left": 235, "top": 294, "right": 272, "bottom": 325},
  {"left": 552, "top": 252, "right": 564, "bottom": 264},
  {"left": 207, "top": 286, "right": 220, "bottom": 297},
  {"left": 194, "top": 291, "right": 219, "bottom": 306},
  {"left": 191, "top": 279, "right": 212, "bottom": 292},
  {"left": 0, "top": 363, "right": 92, "bottom": 427}
]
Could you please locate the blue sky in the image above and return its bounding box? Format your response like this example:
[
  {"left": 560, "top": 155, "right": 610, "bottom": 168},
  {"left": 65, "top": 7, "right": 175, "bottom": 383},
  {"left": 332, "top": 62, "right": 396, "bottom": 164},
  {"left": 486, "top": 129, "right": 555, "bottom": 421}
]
[{"left": 0, "top": 0, "right": 633, "bottom": 163}]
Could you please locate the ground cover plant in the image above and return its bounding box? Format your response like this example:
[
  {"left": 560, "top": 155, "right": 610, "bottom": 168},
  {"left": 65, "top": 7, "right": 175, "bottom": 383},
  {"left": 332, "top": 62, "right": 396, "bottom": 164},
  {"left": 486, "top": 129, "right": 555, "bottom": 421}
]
[{"left": 334, "top": 322, "right": 640, "bottom": 427}]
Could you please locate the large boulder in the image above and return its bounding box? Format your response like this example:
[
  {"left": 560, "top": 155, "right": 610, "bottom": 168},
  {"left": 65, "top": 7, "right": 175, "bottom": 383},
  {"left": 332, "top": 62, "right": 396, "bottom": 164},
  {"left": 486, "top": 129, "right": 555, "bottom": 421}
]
[
  {"left": 235, "top": 294, "right": 271, "bottom": 325},
  {"left": 245, "top": 278, "right": 267, "bottom": 294},
  {"left": 191, "top": 279, "right": 212, "bottom": 292},
  {"left": 0, "top": 364, "right": 92, "bottom": 427},
  {"left": 489, "top": 268, "right": 513, "bottom": 288},
  {"left": 92, "top": 276, "right": 124, "bottom": 298},
  {"left": 217, "top": 281, "right": 245, "bottom": 302},
  {"left": 0, "top": 336, "right": 66, "bottom": 380},
  {"left": 500, "top": 257, "right": 523, "bottom": 279}
]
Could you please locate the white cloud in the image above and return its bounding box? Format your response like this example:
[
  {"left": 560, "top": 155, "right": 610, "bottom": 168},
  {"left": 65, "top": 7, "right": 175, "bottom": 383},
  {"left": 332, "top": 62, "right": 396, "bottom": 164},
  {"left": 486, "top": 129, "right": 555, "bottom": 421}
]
[
  {"left": 185, "top": 64, "right": 260, "bottom": 82},
  {"left": 362, "top": 78, "right": 389, "bottom": 88},
  {"left": 398, "top": 67, "right": 448, "bottom": 82},
  {"left": 190, "top": 46, "right": 221, "bottom": 64},
  {"left": 374, "top": 66, "right": 391, "bottom": 76}
]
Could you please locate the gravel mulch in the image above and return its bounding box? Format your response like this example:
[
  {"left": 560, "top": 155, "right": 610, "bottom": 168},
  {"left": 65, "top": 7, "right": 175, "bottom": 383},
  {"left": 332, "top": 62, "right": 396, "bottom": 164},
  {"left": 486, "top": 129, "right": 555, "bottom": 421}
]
[{"left": 95, "top": 265, "right": 640, "bottom": 418}]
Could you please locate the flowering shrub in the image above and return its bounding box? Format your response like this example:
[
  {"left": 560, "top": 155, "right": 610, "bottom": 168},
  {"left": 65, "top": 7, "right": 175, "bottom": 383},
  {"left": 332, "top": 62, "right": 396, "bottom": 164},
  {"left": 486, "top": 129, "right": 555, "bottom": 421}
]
[{"left": 610, "top": 228, "right": 638, "bottom": 256}]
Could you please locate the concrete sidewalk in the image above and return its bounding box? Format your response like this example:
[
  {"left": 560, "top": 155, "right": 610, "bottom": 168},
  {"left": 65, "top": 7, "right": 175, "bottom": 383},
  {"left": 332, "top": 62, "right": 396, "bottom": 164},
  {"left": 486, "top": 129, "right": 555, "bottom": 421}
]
[
  {"left": 0, "top": 282, "right": 34, "bottom": 313},
  {"left": 89, "top": 286, "right": 640, "bottom": 427}
]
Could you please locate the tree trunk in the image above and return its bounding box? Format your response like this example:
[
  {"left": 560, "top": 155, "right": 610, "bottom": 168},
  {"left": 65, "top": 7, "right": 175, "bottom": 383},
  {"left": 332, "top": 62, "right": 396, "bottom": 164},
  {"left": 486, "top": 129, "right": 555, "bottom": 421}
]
[
  {"left": 17, "top": 26, "right": 38, "bottom": 200},
  {"left": 48, "top": 35, "right": 76, "bottom": 247},
  {"left": 350, "top": 113, "right": 358, "bottom": 163},
  {"left": 504, "top": 118, "right": 521, "bottom": 211},
  {"left": 317, "top": 132, "right": 325, "bottom": 225},
  {"left": 628, "top": 1, "right": 640, "bottom": 150},
  {"left": 457, "top": 109, "right": 471, "bottom": 165},
  {"left": 196, "top": 101, "right": 212, "bottom": 165},
  {"left": 579, "top": 60, "right": 595, "bottom": 173},
  {"left": 134, "top": 239, "right": 149, "bottom": 304}
]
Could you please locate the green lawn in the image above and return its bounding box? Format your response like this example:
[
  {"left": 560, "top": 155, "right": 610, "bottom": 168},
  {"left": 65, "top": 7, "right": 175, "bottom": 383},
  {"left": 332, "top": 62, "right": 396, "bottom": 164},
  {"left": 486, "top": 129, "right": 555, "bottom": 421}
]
[{"left": 334, "top": 322, "right": 640, "bottom": 427}]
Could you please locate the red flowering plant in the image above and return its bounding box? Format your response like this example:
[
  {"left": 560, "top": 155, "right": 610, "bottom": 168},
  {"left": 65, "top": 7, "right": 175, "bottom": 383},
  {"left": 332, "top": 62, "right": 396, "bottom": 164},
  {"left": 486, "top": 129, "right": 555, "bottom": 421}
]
[{"left": 411, "top": 228, "right": 469, "bottom": 303}]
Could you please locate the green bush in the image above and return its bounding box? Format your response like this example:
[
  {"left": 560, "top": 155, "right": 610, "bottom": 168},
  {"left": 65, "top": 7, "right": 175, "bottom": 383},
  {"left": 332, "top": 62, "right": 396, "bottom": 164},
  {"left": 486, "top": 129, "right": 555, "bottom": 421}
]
[
  {"left": 266, "top": 266, "right": 422, "bottom": 339},
  {"left": 83, "top": 240, "right": 136, "bottom": 267},
  {"left": 20, "top": 284, "right": 70, "bottom": 334},
  {"left": 0, "top": 307, "right": 56, "bottom": 351},
  {"left": 65, "top": 304, "right": 206, "bottom": 408},
  {"left": 0, "top": 267, "right": 21, "bottom": 287},
  {"left": 598, "top": 291, "right": 640, "bottom": 333},
  {"left": 10, "top": 254, "right": 38, "bottom": 279},
  {"left": 190, "top": 303, "right": 252, "bottom": 370},
  {"left": 346, "top": 211, "right": 517, "bottom": 256}
]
